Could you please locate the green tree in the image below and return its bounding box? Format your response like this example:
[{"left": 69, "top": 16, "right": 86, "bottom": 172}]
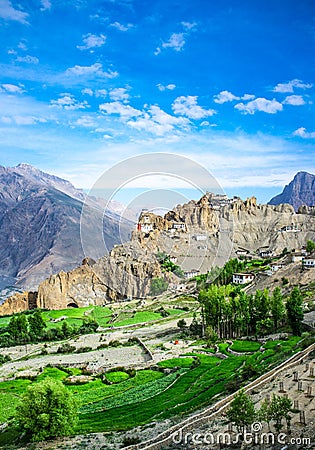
[
  {"left": 226, "top": 390, "right": 256, "bottom": 435},
  {"left": 269, "top": 394, "right": 294, "bottom": 433},
  {"left": 306, "top": 239, "right": 315, "bottom": 254},
  {"left": 177, "top": 319, "right": 187, "bottom": 330},
  {"left": 259, "top": 398, "right": 272, "bottom": 430},
  {"left": 149, "top": 277, "right": 168, "bottom": 296},
  {"left": 79, "top": 317, "right": 99, "bottom": 334},
  {"left": 28, "top": 310, "right": 46, "bottom": 339},
  {"left": 271, "top": 287, "right": 285, "bottom": 329},
  {"left": 15, "top": 378, "right": 77, "bottom": 441},
  {"left": 256, "top": 318, "right": 273, "bottom": 336},
  {"left": 205, "top": 325, "right": 218, "bottom": 346},
  {"left": 286, "top": 287, "right": 304, "bottom": 336},
  {"left": 61, "top": 320, "right": 72, "bottom": 338},
  {"left": 7, "top": 314, "right": 29, "bottom": 343}
]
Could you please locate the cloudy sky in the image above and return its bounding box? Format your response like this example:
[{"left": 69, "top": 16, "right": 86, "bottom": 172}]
[{"left": 0, "top": 0, "right": 314, "bottom": 203}]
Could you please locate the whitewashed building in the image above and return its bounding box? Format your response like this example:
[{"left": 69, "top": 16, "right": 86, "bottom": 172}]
[
  {"left": 232, "top": 273, "right": 255, "bottom": 284},
  {"left": 303, "top": 254, "right": 315, "bottom": 269}
]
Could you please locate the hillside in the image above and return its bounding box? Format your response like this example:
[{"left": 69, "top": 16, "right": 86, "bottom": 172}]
[
  {"left": 1, "top": 192, "right": 315, "bottom": 315},
  {"left": 0, "top": 164, "right": 132, "bottom": 292},
  {"left": 269, "top": 171, "right": 315, "bottom": 211}
]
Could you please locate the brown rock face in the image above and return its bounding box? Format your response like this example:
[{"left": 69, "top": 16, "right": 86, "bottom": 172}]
[
  {"left": 165, "top": 195, "right": 219, "bottom": 232},
  {"left": 2, "top": 193, "right": 315, "bottom": 316},
  {"left": 0, "top": 291, "right": 37, "bottom": 315}
]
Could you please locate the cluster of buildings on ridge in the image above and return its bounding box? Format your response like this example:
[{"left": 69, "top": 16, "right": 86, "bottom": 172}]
[
  {"left": 232, "top": 247, "right": 315, "bottom": 285},
  {"left": 135, "top": 196, "right": 315, "bottom": 287}
]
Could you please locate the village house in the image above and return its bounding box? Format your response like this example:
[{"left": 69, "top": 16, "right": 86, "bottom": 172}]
[
  {"left": 279, "top": 225, "right": 300, "bottom": 233},
  {"left": 232, "top": 273, "right": 255, "bottom": 284},
  {"left": 194, "top": 234, "right": 207, "bottom": 241},
  {"left": 302, "top": 253, "right": 315, "bottom": 269},
  {"left": 291, "top": 252, "right": 304, "bottom": 263},
  {"left": 184, "top": 269, "right": 200, "bottom": 279},
  {"left": 171, "top": 222, "right": 186, "bottom": 231},
  {"left": 259, "top": 249, "right": 274, "bottom": 258}
]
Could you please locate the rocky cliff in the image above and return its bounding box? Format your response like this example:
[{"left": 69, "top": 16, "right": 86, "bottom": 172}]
[
  {"left": 268, "top": 171, "right": 315, "bottom": 211},
  {"left": 1, "top": 193, "right": 315, "bottom": 315}
]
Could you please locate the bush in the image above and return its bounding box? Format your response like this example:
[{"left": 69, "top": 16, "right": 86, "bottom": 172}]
[
  {"left": 0, "top": 354, "right": 11, "bottom": 365},
  {"left": 121, "top": 436, "right": 141, "bottom": 447},
  {"left": 57, "top": 343, "right": 76, "bottom": 354},
  {"left": 76, "top": 346, "right": 92, "bottom": 353},
  {"left": 108, "top": 340, "right": 121, "bottom": 347}
]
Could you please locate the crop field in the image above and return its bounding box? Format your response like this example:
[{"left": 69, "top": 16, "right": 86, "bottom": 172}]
[
  {"left": 0, "top": 334, "right": 304, "bottom": 446},
  {"left": 0, "top": 304, "right": 189, "bottom": 334},
  {"left": 229, "top": 340, "right": 261, "bottom": 352}
]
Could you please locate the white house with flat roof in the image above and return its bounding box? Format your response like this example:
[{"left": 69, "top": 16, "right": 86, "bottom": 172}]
[
  {"left": 303, "top": 254, "right": 315, "bottom": 269},
  {"left": 233, "top": 273, "right": 255, "bottom": 284}
]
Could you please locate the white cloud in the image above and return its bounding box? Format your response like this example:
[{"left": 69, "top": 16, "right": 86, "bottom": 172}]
[
  {"left": 0, "top": 83, "right": 24, "bottom": 94},
  {"left": 273, "top": 79, "right": 313, "bottom": 93},
  {"left": 155, "top": 32, "right": 185, "bottom": 55},
  {"left": 0, "top": 115, "right": 46, "bottom": 125},
  {"left": 81, "top": 88, "right": 107, "bottom": 97},
  {"left": 12, "top": 115, "right": 46, "bottom": 125},
  {"left": 213, "top": 91, "right": 255, "bottom": 104},
  {"left": 95, "top": 89, "right": 107, "bottom": 97},
  {"left": 172, "top": 96, "right": 216, "bottom": 119},
  {"left": 16, "top": 55, "right": 39, "bottom": 64},
  {"left": 282, "top": 95, "right": 305, "bottom": 106},
  {"left": 109, "top": 87, "right": 129, "bottom": 102},
  {"left": 293, "top": 127, "right": 315, "bottom": 139},
  {"left": 110, "top": 21, "right": 133, "bottom": 31},
  {"left": 241, "top": 94, "right": 255, "bottom": 101},
  {"left": 181, "top": 21, "right": 197, "bottom": 31},
  {"left": 157, "top": 83, "right": 176, "bottom": 91},
  {"left": 0, "top": 0, "right": 29, "bottom": 24},
  {"left": 214, "top": 90, "right": 240, "bottom": 104},
  {"left": 65, "top": 63, "right": 118, "bottom": 79},
  {"left": 81, "top": 88, "right": 93, "bottom": 96},
  {"left": 75, "top": 116, "right": 98, "bottom": 128},
  {"left": 40, "top": 0, "right": 51, "bottom": 11},
  {"left": 50, "top": 93, "right": 89, "bottom": 110},
  {"left": 77, "top": 33, "right": 106, "bottom": 51},
  {"left": 128, "top": 105, "right": 189, "bottom": 136},
  {"left": 18, "top": 41, "right": 27, "bottom": 50},
  {"left": 99, "top": 101, "right": 142, "bottom": 119},
  {"left": 234, "top": 98, "right": 283, "bottom": 114}
]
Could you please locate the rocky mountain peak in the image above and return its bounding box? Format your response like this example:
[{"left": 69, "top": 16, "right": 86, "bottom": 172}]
[{"left": 269, "top": 171, "right": 315, "bottom": 211}]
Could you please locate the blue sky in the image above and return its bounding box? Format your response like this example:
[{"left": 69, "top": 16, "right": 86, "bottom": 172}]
[{"left": 0, "top": 0, "right": 315, "bottom": 203}]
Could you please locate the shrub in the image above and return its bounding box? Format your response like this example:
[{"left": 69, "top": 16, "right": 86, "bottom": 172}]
[
  {"left": 57, "top": 343, "right": 76, "bottom": 354},
  {"left": 121, "top": 436, "right": 141, "bottom": 447},
  {"left": 76, "top": 346, "right": 92, "bottom": 353}
]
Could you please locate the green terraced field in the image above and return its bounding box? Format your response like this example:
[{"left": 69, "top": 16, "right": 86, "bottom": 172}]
[
  {"left": 230, "top": 340, "right": 261, "bottom": 352},
  {"left": 0, "top": 336, "right": 304, "bottom": 445}
]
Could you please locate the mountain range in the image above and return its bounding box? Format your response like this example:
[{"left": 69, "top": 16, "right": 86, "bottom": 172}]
[
  {"left": 269, "top": 171, "right": 315, "bottom": 211},
  {"left": 1, "top": 165, "right": 314, "bottom": 300},
  {"left": 0, "top": 164, "right": 132, "bottom": 292}
]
